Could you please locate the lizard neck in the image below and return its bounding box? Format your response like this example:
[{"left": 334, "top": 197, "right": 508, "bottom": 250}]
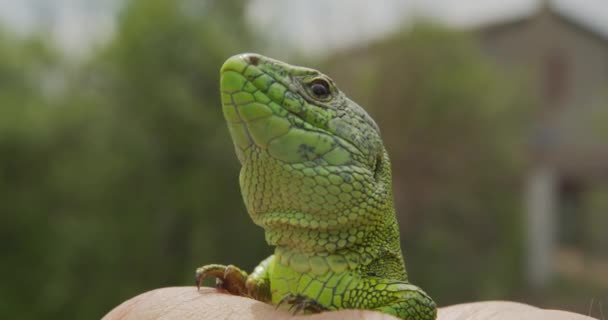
[
  {"left": 270, "top": 213, "right": 405, "bottom": 277},
  {"left": 262, "top": 208, "right": 400, "bottom": 252},
  {"left": 267, "top": 216, "right": 407, "bottom": 280}
]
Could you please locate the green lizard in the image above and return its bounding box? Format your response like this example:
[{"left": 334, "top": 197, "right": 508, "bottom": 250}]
[{"left": 196, "top": 53, "right": 436, "bottom": 320}]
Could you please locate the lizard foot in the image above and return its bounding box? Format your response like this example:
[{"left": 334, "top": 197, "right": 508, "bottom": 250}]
[
  {"left": 195, "top": 264, "right": 248, "bottom": 296},
  {"left": 276, "top": 293, "right": 329, "bottom": 315}
]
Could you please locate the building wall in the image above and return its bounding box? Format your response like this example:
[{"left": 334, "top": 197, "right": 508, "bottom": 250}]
[
  {"left": 478, "top": 8, "right": 608, "bottom": 179},
  {"left": 476, "top": 7, "right": 608, "bottom": 288}
]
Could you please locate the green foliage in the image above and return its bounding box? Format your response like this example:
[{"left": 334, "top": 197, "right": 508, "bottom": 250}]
[
  {"left": 324, "top": 25, "right": 532, "bottom": 304},
  {"left": 0, "top": 30, "right": 64, "bottom": 319},
  {"left": 1, "top": 0, "right": 270, "bottom": 318}
]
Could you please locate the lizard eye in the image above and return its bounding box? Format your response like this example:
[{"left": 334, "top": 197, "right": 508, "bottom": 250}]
[{"left": 309, "top": 78, "right": 331, "bottom": 100}]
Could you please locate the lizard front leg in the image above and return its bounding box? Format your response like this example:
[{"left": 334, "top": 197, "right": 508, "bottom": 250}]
[
  {"left": 244, "top": 255, "right": 273, "bottom": 302},
  {"left": 195, "top": 255, "right": 273, "bottom": 303}
]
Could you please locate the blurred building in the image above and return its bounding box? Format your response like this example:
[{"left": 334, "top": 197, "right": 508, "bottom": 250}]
[{"left": 476, "top": 1, "right": 608, "bottom": 288}]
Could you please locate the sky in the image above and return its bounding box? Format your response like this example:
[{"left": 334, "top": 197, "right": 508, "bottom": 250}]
[
  {"left": 249, "top": 0, "right": 608, "bottom": 55},
  {"left": 0, "top": 0, "right": 606, "bottom": 55}
]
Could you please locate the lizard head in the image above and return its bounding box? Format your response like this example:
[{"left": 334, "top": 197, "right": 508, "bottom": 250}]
[{"left": 220, "top": 53, "right": 395, "bottom": 252}]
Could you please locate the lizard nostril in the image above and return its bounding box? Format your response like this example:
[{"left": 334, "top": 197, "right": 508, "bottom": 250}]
[{"left": 247, "top": 55, "right": 260, "bottom": 66}]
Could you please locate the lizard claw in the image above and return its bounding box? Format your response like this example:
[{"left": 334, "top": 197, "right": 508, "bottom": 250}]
[
  {"left": 194, "top": 264, "right": 249, "bottom": 296},
  {"left": 195, "top": 272, "right": 206, "bottom": 290},
  {"left": 195, "top": 265, "right": 221, "bottom": 291}
]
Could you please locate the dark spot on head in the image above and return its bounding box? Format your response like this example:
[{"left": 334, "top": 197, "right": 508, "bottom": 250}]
[
  {"left": 248, "top": 55, "right": 260, "bottom": 66},
  {"left": 298, "top": 144, "right": 317, "bottom": 160},
  {"left": 340, "top": 173, "right": 352, "bottom": 183}
]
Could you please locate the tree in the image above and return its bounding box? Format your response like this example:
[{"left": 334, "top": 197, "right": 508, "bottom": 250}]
[{"left": 0, "top": 0, "right": 269, "bottom": 318}]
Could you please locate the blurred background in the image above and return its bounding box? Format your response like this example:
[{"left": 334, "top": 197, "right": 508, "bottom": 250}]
[{"left": 1, "top": 0, "right": 607, "bottom": 318}]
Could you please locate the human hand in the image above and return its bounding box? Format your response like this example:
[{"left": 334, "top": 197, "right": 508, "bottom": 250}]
[{"left": 103, "top": 287, "right": 596, "bottom": 320}]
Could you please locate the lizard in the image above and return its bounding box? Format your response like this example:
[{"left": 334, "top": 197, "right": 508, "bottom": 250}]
[{"left": 196, "top": 53, "right": 436, "bottom": 320}]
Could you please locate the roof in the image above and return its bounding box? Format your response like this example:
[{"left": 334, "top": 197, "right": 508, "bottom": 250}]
[{"left": 477, "top": 1, "right": 608, "bottom": 43}]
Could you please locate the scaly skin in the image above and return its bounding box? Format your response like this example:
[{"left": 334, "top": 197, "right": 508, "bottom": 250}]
[{"left": 196, "top": 53, "right": 436, "bottom": 320}]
